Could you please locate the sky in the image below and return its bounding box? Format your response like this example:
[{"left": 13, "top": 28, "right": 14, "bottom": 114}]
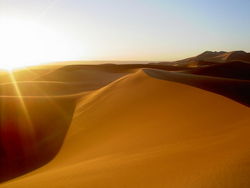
[{"left": 0, "top": 0, "right": 250, "bottom": 68}]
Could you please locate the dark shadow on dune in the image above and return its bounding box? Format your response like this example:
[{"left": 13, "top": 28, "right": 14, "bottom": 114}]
[
  {"left": 0, "top": 95, "right": 78, "bottom": 183},
  {"left": 187, "top": 61, "right": 250, "bottom": 80},
  {"left": 144, "top": 68, "right": 250, "bottom": 107}
]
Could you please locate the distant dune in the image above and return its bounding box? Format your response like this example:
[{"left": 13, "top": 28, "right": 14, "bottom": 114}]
[
  {"left": 189, "top": 50, "right": 250, "bottom": 63},
  {"left": 159, "top": 50, "right": 250, "bottom": 67},
  {"left": 0, "top": 54, "right": 250, "bottom": 187}
]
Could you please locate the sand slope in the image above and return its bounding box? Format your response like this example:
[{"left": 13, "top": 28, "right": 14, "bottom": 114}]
[
  {"left": 0, "top": 67, "right": 131, "bottom": 182},
  {"left": 2, "top": 69, "right": 250, "bottom": 187},
  {"left": 0, "top": 94, "right": 78, "bottom": 182},
  {"left": 144, "top": 68, "right": 250, "bottom": 106}
]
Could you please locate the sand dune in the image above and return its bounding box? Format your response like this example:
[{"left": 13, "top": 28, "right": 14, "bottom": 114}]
[
  {"left": 1, "top": 68, "right": 250, "bottom": 187},
  {"left": 0, "top": 66, "right": 132, "bottom": 182},
  {"left": 35, "top": 64, "right": 187, "bottom": 82},
  {"left": 159, "top": 51, "right": 250, "bottom": 67},
  {"left": 0, "top": 67, "right": 55, "bottom": 83},
  {"left": 187, "top": 61, "right": 250, "bottom": 80},
  {"left": 144, "top": 68, "right": 250, "bottom": 106},
  {"left": 0, "top": 94, "right": 78, "bottom": 182}
]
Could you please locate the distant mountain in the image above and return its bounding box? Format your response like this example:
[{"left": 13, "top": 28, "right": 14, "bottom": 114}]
[{"left": 159, "top": 51, "right": 250, "bottom": 67}]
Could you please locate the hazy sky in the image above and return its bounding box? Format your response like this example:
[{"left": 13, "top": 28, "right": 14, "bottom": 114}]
[{"left": 0, "top": 0, "right": 250, "bottom": 64}]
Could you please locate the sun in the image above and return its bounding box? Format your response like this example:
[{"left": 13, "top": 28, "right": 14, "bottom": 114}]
[{"left": 0, "top": 18, "right": 82, "bottom": 71}]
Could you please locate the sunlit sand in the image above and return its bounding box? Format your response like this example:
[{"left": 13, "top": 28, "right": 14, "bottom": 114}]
[{"left": 0, "top": 53, "right": 250, "bottom": 187}]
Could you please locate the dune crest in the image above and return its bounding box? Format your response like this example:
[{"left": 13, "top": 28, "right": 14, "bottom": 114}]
[{"left": 1, "top": 69, "right": 250, "bottom": 187}]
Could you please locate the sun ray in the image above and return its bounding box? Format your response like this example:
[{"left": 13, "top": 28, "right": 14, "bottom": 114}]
[
  {"left": 6, "top": 71, "right": 37, "bottom": 151},
  {"left": 19, "top": 67, "right": 73, "bottom": 120}
]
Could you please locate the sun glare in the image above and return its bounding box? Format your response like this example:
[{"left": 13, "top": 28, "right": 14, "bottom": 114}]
[{"left": 0, "top": 18, "right": 82, "bottom": 70}]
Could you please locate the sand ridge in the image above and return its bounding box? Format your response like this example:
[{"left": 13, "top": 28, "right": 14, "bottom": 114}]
[{"left": 1, "top": 68, "right": 250, "bottom": 187}]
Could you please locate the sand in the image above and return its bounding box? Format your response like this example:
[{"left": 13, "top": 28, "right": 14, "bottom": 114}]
[
  {"left": 160, "top": 51, "right": 250, "bottom": 67},
  {"left": 1, "top": 67, "right": 250, "bottom": 187}
]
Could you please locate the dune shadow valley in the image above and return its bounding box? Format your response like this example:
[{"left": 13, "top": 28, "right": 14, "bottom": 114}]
[{"left": 0, "top": 51, "right": 250, "bottom": 188}]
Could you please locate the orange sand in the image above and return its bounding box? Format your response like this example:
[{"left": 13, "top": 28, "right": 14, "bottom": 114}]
[{"left": 1, "top": 68, "right": 250, "bottom": 187}]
